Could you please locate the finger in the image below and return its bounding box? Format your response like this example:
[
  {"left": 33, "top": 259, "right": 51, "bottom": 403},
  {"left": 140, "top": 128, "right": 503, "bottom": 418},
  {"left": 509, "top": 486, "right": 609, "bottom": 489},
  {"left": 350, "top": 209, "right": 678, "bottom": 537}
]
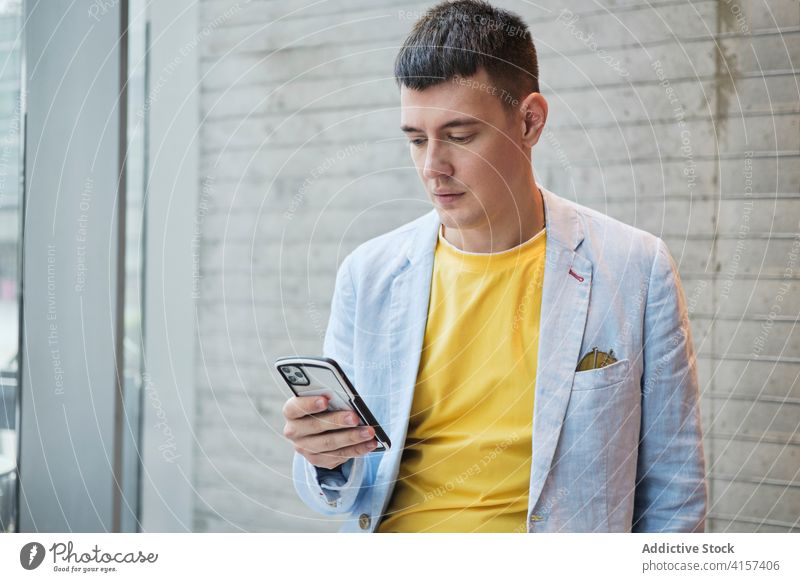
[
  {"left": 294, "top": 425, "right": 374, "bottom": 455},
  {"left": 282, "top": 395, "right": 328, "bottom": 420},
  {"left": 287, "top": 410, "right": 361, "bottom": 440},
  {"left": 300, "top": 439, "right": 379, "bottom": 470}
]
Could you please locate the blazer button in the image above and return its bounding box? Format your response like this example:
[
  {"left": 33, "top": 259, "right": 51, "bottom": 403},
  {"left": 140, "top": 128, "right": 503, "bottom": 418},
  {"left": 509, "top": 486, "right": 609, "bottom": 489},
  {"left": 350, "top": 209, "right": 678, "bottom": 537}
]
[{"left": 358, "top": 513, "right": 371, "bottom": 530}]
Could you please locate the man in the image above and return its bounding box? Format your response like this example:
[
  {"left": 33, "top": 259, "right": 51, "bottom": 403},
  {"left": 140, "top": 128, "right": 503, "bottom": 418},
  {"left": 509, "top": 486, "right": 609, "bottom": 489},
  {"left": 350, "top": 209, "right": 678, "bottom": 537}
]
[{"left": 282, "top": 0, "right": 706, "bottom": 533}]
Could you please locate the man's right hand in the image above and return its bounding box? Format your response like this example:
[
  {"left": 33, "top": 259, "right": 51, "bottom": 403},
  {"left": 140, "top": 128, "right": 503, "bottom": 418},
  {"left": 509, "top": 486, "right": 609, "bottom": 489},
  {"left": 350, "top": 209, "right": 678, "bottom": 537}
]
[{"left": 282, "top": 395, "right": 378, "bottom": 470}]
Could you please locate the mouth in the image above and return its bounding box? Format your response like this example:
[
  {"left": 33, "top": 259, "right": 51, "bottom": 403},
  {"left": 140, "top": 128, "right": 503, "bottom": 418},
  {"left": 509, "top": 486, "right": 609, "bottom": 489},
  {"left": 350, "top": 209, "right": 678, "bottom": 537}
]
[{"left": 433, "top": 191, "right": 465, "bottom": 199}]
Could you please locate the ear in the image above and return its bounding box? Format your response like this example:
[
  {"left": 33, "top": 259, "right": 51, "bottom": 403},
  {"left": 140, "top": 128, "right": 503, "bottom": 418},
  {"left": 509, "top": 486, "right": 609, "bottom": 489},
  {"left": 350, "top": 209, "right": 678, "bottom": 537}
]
[{"left": 519, "top": 92, "right": 548, "bottom": 148}]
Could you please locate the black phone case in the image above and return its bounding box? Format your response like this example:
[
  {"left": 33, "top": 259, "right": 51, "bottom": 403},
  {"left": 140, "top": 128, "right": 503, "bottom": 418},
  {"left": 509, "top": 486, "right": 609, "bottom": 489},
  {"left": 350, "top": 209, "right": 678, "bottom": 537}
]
[{"left": 276, "top": 356, "right": 391, "bottom": 451}]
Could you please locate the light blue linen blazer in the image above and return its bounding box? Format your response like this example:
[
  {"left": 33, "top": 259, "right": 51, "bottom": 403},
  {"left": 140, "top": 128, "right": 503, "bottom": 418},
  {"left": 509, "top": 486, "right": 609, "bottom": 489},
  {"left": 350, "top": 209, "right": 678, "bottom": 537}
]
[{"left": 292, "top": 185, "right": 707, "bottom": 533}]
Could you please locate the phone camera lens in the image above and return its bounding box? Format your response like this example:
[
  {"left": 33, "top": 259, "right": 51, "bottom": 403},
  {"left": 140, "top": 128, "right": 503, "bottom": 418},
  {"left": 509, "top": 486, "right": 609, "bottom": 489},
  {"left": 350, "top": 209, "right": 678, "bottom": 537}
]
[{"left": 281, "top": 365, "right": 308, "bottom": 385}]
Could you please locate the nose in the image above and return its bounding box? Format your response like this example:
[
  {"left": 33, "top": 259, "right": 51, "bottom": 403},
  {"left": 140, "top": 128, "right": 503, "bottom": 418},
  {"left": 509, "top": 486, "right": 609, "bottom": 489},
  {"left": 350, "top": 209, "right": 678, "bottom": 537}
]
[{"left": 422, "top": 138, "right": 454, "bottom": 181}]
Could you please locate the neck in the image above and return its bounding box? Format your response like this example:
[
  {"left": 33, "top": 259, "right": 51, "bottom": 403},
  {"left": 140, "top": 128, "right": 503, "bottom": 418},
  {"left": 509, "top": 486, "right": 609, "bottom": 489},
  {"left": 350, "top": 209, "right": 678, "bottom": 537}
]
[{"left": 443, "top": 179, "right": 545, "bottom": 253}]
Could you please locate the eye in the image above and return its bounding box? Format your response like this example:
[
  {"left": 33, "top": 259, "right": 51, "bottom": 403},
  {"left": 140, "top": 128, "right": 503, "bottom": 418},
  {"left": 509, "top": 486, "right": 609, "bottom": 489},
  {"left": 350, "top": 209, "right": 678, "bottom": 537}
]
[
  {"left": 409, "top": 138, "right": 427, "bottom": 147},
  {"left": 448, "top": 134, "right": 474, "bottom": 143}
]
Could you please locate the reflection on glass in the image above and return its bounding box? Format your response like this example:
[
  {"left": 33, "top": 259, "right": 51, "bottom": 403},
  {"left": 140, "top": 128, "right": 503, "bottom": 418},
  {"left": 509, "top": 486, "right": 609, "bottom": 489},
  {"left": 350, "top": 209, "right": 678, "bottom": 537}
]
[
  {"left": 120, "top": 0, "right": 147, "bottom": 532},
  {"left": 0, "top": 0, "right": 22, "bottom": 533}
]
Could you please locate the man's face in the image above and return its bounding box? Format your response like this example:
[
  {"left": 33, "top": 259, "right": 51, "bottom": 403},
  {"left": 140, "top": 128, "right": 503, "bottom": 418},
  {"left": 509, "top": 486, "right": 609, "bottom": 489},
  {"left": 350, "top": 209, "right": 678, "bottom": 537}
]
[{"left": 400, "top": 68, "right": 530, "bottom": 231}]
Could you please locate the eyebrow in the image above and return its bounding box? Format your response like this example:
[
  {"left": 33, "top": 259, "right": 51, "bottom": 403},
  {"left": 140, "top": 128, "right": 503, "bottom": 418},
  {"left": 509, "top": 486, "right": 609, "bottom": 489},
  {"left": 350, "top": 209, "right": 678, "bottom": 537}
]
[{"left": 400, "top": 118, "right": 482, "bottom": 133}]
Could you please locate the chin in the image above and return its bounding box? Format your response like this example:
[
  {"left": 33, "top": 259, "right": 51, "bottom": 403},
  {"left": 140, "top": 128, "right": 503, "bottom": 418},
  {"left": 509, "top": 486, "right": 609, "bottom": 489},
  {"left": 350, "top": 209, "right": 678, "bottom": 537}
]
[{"left": 433, "top": 208, "right": 476, "bottom": 230}]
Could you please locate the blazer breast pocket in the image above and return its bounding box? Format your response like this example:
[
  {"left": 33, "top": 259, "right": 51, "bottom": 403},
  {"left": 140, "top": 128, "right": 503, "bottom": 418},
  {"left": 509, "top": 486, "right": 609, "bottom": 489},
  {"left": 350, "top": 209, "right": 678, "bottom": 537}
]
[{"left": 572, "top": 358, "right": 631, "bottom": 391}]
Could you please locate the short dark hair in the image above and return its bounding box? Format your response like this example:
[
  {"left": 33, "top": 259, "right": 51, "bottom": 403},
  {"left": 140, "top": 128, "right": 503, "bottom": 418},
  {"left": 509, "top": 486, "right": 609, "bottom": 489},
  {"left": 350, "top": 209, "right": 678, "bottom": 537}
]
[{"left": 394, "top": 0, "right": 539, "bottom": 113}]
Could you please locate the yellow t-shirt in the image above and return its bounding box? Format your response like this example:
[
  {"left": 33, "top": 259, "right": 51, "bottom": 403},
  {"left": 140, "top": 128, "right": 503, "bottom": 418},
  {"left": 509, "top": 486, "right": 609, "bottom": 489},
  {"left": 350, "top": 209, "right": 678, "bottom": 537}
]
[{"left": 376, "top": 224, "right": 547, "bottom": 533}]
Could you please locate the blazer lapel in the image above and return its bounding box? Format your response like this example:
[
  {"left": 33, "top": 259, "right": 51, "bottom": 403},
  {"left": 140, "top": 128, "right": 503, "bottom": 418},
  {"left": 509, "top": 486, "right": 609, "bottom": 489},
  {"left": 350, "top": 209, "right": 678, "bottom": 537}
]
[
  {"left": 528, "top": 186, "right": 592, "bottom": 512},
  {"left": 370, "top": 210, "right": 439, "bottom": 522}
]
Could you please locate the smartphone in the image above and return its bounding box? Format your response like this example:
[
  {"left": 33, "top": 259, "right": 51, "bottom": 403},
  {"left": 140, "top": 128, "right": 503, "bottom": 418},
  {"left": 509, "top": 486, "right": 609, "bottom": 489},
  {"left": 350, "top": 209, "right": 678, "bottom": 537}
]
[{"left": 275, "top": 356, "right": 391, "bottom": 452}]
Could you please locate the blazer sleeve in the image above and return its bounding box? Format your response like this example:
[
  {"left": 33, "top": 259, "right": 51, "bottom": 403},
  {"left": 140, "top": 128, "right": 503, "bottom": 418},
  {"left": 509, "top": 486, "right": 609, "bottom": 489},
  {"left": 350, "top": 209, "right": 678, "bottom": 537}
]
[
  {"left": 292, "top": 252, "right": 368, "bottom": 515},
  {"left": 633, "top": 237, "right": 708, "bottom": 532}
]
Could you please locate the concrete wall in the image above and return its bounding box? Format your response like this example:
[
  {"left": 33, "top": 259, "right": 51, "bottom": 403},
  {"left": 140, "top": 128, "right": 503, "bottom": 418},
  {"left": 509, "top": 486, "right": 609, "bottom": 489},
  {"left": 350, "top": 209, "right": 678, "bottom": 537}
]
[{"left": 192, "top": 0, "right": 799, "bottom": 532}]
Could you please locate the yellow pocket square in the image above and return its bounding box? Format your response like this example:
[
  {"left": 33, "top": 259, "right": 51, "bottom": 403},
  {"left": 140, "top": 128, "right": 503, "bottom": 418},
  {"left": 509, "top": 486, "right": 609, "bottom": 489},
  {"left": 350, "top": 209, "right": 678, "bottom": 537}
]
[{"left": 576, "top": 347, "right": 617, "bottom": 371}]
